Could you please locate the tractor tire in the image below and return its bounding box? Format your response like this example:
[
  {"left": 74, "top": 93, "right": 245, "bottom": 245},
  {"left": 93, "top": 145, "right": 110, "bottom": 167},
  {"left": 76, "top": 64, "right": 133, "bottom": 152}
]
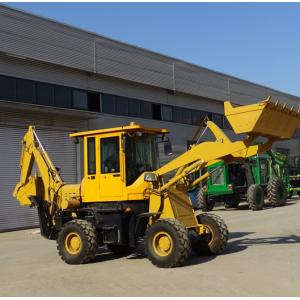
[
  {"left": 191, "top": 213, "right": 229, "bottom": 255},
  {"left": 144, "top": 218, "right": 191, "bottom": 268},
  {"left": 247, "top": 184, "right": 265, "bottom": 211},
  {"left": 107, "top": 244, "right": 131, "bottom": 254},
  {"left": 57, "top": 219, "right": 97, "bottom": 264},
  {"left": 267, "top": 177, "right": 287, "bottom": 207},
  {"left": 224, "top": 196, "right": 240, "bottom": 209},
  {"left": 195, "top": 189, "right": 215, "bottom": 211}
]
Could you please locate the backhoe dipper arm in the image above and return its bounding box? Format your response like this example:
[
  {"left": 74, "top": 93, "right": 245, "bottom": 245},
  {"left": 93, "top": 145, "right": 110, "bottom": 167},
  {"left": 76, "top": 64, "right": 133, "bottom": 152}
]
[{"left": 13, "top": 126, "right": 64, "bottom": 208}]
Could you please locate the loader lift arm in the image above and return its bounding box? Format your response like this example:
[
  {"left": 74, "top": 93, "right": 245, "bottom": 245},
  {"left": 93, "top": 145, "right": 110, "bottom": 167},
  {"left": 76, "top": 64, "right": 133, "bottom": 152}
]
[
  {"left": 13, "top": 126, "right": 65, "bottom": 239},
  {"left": 151, "top": 97, "right": 300, "bottom": 192}
]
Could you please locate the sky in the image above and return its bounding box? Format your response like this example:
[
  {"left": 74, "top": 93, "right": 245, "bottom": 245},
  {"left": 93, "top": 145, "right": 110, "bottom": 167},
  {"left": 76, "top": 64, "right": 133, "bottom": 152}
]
[{"left": 6, "top": 2, "right": 300, "bottom": 97}]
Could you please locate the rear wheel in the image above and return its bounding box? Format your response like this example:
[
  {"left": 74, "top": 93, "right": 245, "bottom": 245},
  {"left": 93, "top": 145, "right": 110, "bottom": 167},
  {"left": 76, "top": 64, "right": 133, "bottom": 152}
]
[
  {"left": 57, "top": 219, "right": 97, "bottom": 264},
  {"left": 191, "top": 213, "right": 229, "bottom": 255},
  {"left": 145, "top": 218, "right": 190, "bottom": 268},
  {"left": 195, "top": 189, "right": 215, "bottom": 211},
  {"left": 267, "top": 177, "right": 287, "bottom": 207},
  {"left": 247, "top": 184, "right": 264, "bottom": 210}
]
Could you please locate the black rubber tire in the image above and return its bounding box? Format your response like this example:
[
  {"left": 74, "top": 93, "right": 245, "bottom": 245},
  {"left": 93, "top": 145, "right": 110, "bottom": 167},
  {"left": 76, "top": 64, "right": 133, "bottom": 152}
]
[
  {"left": 267, "top": 177, "right": 287, "bottom": 207},
  {"left": 195, "top": 189, "right": 215, "bottom": 211},
  {"left": 57, "top": 219, "right": 97, "bottom": 264},
  {"left": 107, "top": 244, "right": 131, "bottom": 254},
  {"left": 247, "top": 184, "right": 265, "bottom": 211},
  {"left": 191, "top": 213, "right": 229, "bottom": 255},
  {"left": 297, "top": 191, "right": 300, "bottom": 196},
  {"left": 224, "top": 196, "right": 240, "bottom": 209},
  {"left": 144, "top": 218, "right": 191, "bottom": 268},
  {"left": 134, "top": 237, "right": 146, "bottom": 257}
]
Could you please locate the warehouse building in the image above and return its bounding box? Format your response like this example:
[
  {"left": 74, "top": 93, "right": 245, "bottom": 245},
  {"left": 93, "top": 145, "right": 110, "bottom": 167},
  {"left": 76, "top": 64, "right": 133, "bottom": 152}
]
[{"left": 1, "top": 4, "right": 300, "bottom": 231}]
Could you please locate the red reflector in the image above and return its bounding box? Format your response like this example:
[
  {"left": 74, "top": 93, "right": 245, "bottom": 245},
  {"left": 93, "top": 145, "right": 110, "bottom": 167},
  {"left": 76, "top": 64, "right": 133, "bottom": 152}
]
[
  {"left": 203, "top": 185, "right": 207, "bottom": 192},
  {"left": 228, "top": 184, "right": 233, "bottom": 190}
]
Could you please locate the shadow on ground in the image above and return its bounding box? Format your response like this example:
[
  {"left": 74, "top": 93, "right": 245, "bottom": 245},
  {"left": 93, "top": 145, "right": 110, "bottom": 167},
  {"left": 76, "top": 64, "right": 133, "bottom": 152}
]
[
  {"left": 225, "top": 231, "right": 300, "bottom": 254},
  {"left": 213, "top": 198, "right": 299, "bottom": 212},
  {"left": 92, "top": 247, "right": 129, "bottom": 263}
]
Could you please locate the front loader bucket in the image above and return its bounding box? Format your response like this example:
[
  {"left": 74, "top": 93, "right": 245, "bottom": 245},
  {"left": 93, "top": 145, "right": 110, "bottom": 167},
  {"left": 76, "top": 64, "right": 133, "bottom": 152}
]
[{"left": 224, "top": 97, "right": 300, "bottom": 139}]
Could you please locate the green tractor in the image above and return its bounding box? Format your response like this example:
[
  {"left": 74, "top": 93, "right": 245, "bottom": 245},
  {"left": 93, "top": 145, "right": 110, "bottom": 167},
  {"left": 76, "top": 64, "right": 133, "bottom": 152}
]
[
  {"left": 267, "top": 151, "right": 300, "bottom": 199},
  {"left": 193, "top": 150, "right": 287, "bottom": 211},
  {"left": 286, "top": 155, "right": 300, "bottom": 198}
]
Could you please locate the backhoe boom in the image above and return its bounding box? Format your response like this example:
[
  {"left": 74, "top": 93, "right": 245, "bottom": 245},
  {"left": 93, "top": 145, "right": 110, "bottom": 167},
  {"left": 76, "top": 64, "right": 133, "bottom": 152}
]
[{"left": 13, "top": 126, "right": 65, "bottom": 211}]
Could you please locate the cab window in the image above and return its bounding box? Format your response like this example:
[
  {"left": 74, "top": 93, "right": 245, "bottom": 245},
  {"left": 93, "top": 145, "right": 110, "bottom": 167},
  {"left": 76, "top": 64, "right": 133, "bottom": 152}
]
[
  {"left": 211, "top": 167, "right": 224, "bottom": 185},
  {"left": 101, "top": 137, "right": 120, "bottom": 173},
  {"left": 87, "top": 137, "right": 96, "bottom": 175}
]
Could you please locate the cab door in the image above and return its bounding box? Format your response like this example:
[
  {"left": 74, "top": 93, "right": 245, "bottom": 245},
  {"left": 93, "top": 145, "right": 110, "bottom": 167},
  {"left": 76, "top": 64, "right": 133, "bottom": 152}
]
[
  {"left": 99, "top": 135, "right": 124, "bottom": 200},
  {"left": 82, "top": 136, "right": 100, "bottom": 202}
]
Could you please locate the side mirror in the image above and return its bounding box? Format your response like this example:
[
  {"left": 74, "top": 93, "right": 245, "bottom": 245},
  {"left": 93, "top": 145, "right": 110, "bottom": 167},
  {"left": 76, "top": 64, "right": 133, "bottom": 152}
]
[
  {"left": 164, "top": 140, "right": 173, "bottom": 156},
  {"left": 144, "top": 172, "right": 158, "bottom": 182}
]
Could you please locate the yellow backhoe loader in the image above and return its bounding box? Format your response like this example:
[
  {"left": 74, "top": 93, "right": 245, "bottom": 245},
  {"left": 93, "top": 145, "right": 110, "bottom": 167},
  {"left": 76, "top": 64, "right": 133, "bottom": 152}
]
[{"left": 13, "top": 97, "right": 300, "bottom": 268}]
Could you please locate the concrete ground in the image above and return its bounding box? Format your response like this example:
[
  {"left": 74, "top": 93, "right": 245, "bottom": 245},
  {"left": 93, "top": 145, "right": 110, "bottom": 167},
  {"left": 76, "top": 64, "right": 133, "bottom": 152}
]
[{"left": 0, "top": 198, "right": 300, "bottom": 297}]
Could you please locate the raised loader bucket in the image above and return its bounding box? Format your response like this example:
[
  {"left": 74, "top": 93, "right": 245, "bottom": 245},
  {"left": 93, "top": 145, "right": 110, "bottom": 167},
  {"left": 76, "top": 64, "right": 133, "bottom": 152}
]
[{"left": 224, "top": 96, "right": 300, "bottom": 139}]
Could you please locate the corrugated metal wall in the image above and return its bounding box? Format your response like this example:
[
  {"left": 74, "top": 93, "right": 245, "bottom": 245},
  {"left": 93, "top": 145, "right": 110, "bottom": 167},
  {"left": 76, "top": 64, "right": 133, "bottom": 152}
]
[
  {"left": 95, "top": 38, "right": 174, "bottom": 90},
  {"left": 0, "top": 6, "right": 94, "bottom": 72},
  {"left": 0, "top": 4, "right": 300, "bottom": 107},
  {"left": 0, "top": 109, "right": 86, "bottom": 231}
]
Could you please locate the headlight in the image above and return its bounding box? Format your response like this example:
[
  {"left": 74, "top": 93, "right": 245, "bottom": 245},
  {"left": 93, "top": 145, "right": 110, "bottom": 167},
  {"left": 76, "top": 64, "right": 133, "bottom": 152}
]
[{"left": 144, "top": 172, "right": 158, "bottom": 182}]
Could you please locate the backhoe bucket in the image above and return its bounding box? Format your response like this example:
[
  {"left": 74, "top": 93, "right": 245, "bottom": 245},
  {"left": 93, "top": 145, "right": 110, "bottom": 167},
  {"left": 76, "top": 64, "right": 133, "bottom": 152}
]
[{"left": 224, "top": 97, "right": 300, "bottom": 139}]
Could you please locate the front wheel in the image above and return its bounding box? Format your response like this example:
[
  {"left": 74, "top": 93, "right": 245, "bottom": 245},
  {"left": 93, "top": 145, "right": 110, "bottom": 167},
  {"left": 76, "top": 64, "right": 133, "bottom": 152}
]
[
  {"left": 247, "top": 184, "right": 264, "bottom": 211},
  {"left": 144, "top": 218, "right": 191, "bottom": 268},
  {"left": 57, "top": 219, "right": 97, "bottom": 264},
  {"left": 191, "top": 213, "right": 229, "bottom": 255}
]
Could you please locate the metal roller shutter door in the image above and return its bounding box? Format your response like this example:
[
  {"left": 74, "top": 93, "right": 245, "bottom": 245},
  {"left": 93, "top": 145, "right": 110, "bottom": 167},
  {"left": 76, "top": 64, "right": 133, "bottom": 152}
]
[{"left": 0, "top": 125, "right": 77, "bottom": 231}]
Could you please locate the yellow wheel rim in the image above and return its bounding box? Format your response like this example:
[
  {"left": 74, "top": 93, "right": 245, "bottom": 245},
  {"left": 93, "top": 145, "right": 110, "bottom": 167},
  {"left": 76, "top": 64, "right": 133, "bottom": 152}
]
[
  {"left": 152, "top": 231, "right": 173, "bottom": 257},
  {"left": 64, "top": 232, "right": 82, "bottom": 255},
  {"left": 203, "top": 224, "right": 214, "bottom": 245}
]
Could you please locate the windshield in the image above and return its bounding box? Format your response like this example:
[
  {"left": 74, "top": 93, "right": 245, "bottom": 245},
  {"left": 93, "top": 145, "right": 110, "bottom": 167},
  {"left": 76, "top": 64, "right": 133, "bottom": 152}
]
[
  {"left": 288, "top": 156, "right": 300, "bottom": 175},
  {"left": 125, "top": 134, "right": 159, "bottom": 186},
  {"left": 259, "top": 158, "right": 268, "bottom": 184},
  {"left": 228, "top": 163, "right": 247, "bottom": 187}
]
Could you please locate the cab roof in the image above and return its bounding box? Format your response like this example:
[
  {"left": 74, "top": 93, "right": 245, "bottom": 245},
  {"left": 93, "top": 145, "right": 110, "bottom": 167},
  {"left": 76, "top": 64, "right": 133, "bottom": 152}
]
[{"left": 69, "top": 123, "right": 169, "bottom": 138}]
